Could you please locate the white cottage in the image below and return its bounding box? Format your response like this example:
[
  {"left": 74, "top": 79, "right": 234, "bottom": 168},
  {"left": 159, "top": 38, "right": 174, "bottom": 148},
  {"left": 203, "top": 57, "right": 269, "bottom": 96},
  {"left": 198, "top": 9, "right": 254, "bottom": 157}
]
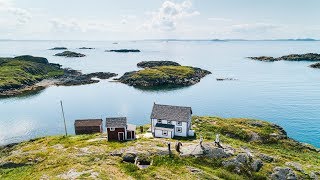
[{"left": 150, "top": 103, "right": 195, "bottom": 138}]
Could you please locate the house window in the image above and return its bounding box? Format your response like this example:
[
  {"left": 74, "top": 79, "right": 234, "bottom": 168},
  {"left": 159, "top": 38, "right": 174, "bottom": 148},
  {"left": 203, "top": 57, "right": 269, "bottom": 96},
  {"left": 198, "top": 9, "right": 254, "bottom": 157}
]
[
  {"left": 157, "top": 119, "right": 162, "bottom": 123},
  {"left": 176, "top": 127, "right": 182, "bottom": 133},
  {"left": 110, "top": 128, "right": 115, "bottom": 131},
  {"left": 167, "top": 120, "right": 171, "bottom": 124},
  {"left": 162, "top": 130, "right": 168, "bottom": 136},
  {"left": 177, "top": 121, "right": 182, "bottom": 126}
]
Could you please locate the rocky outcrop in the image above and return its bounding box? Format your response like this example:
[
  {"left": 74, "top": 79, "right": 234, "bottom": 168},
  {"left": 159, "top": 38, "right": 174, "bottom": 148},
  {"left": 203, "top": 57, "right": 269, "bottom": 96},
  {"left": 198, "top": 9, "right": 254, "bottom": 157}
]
[
  {"left": 137, "top": 61, "right": 181, "bottom": 68},
  {"left": 285, "top": 162, "right": 304, "bottom": 172},
  {"left": 259, "top": 153, "right": 274, "bottom": 162},
  {"left": 49, "top": 47, "right": 67, "bottom": 50},
  {"left": 271, "top": 167, "right": 297, "bottom": 180},
  {"left": 54, "top": 51, "right": 86, "bottom": 57},
  {"left": 310, "top": 62, "right": 320, "bottom": 69},
  {"left": 106, "top": 49, "right": 140, "bottom": 53}
]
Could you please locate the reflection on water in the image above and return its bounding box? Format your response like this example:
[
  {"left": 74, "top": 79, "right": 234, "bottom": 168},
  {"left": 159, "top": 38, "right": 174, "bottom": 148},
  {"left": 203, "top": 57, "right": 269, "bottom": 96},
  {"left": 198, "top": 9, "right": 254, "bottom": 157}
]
[{"left": 133, "top": 84, "right": 191, "bottom": 92}]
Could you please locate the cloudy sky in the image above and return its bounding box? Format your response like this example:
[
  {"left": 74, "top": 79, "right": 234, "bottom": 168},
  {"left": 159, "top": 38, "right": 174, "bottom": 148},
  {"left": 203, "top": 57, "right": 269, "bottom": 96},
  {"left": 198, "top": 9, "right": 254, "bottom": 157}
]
[{"left": 1, "top": 0, "right": 320, "bottom": 40}]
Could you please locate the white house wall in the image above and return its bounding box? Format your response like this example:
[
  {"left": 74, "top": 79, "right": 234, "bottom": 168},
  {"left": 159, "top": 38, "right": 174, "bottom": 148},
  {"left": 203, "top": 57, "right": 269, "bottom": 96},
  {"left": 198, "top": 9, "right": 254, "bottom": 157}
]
[
  {"left": 154, "top": 129, "right": 173, "bottom": 138},
  {"left": 152, "top": 119, "right": 189, "bottom": 137}
]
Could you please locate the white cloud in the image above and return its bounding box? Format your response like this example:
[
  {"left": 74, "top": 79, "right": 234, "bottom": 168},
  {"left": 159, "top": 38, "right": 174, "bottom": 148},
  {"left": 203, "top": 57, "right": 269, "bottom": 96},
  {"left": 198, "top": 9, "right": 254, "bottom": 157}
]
[
  {"left": 143, "top": 0, "right": 200, "bottom": 31},
  {"left": 0, "top": 0, "right": 31, "bottom": 24}
]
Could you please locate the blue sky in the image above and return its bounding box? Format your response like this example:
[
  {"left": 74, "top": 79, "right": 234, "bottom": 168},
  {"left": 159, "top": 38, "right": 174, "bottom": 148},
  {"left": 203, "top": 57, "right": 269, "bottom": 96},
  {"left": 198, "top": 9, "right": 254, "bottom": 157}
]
[{"left": 0, "top": 0, "right": 319, "bottom": 40}]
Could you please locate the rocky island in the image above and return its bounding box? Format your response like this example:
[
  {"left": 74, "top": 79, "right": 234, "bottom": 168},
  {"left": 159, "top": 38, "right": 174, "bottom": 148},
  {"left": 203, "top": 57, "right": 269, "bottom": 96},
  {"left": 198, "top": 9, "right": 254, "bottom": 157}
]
[
  {"left": 0, "top": 116, "right": 319, "bottom": 179},
  {"left": 117, "top": 61, "right": 211, "bottom": 87},
  {"left": 248, "top": 53, "right": 320, "bottom": 62},
  {"left": 0, "top": 55, "right": 117, "bottom": 96},
  {"left": 49, "top": 47, "right": 68, "bottom": 50},
  {"left": 54, "top": 51, "right": 86, "bottom": 57},
  {"left": 106, "top": 49, "right": 141, "bottom": 53}
]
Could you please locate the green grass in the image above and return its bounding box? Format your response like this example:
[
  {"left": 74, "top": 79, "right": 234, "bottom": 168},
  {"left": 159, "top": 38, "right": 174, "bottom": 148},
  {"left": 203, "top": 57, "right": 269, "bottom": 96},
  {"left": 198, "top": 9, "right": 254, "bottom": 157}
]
[
  {"left": 131, "top": 66, "right": 196, "bottom": 80},
  {"left": 0, "top": 117, "right": 319, "bottom": 179},
  {"left": 0, "top": 57, "right": 64, "bottom": 90}
]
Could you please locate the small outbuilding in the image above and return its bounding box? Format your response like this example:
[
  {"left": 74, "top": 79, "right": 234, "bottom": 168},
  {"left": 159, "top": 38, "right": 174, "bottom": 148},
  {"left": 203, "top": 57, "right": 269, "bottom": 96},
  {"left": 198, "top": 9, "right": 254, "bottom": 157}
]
[
  {"left": 74, "top": 119, "right": 103, "bottom": 135},
  {"left": 106, "top": 117, "right": 136, "bottom": 141}
]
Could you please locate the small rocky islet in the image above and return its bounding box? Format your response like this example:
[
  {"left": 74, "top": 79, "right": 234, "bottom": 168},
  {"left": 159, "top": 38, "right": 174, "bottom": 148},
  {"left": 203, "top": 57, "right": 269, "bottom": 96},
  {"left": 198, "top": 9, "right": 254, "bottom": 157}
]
[
  {"left": 49, "top": 47, "right": 68, "bottom": 50},
  {"left": 79, "top": 47, "right": 95, "bottom": 50},
  {"left": 106, "top": 49, "right": 141, "bottom": 53},
  {"left": 0, "top": 55, "right": 117, "bottom": 96},
  {"left": 117, "top": 61, "right": 211, "bottom": 87},
  {"left": 54, "top": 51, "right": 86, "bottom": 57}
]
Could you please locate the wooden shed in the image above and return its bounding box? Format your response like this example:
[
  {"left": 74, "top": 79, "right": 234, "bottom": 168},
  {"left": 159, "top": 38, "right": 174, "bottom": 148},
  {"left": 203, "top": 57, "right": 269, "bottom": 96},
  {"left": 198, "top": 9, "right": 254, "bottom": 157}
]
[{"left": 74, "top": 119, "right": 103, "bottom": 135}]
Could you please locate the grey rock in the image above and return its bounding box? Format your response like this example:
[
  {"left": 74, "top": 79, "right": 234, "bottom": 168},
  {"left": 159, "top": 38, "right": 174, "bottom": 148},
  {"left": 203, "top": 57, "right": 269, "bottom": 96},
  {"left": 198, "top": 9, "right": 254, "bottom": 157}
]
[
  {"left": 209, "top": 147, "right": 234, "bottom": 158},
  {"left": 259, "top": 153, "right": 274, "bottom": 162},
  {"left": 236, "top": 153, "right": 249, "bottom": 164},
  {"left": 251, "top": 159, "right": 263, "bottom": 172},
  {"left": 285, "top": 162, "right": 304, "bottom": 172},
  {"left": 310, "top": 171, "right": 319, "bottom": 180},
  {"left": 122, "top": 153, "right": 137, "bottom": 163},
  {"left": 271, "top": 167, "right": 297, "bottom": 180}
]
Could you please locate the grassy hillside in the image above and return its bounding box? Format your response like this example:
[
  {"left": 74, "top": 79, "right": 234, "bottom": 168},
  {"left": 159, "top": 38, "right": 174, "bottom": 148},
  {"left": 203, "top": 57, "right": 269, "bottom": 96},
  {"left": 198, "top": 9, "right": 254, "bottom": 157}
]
[
  {"left": 0, "top": 117, "right": 319, "bottom": 179},
  {"left": 0, "top": 56, "right": 64, "bottom": 91}
]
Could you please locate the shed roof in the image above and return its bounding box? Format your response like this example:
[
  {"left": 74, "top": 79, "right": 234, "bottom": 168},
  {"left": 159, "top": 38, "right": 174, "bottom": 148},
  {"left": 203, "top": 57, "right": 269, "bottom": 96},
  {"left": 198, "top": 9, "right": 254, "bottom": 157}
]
[
  {"left": 155, "top": 123, "right": 175, "bottom": 129},
  {"left": 74, "top": 119, "right": 103, "bottom": 127},
  {"left": 151, "top": 103, "right": 192, "bottom": 122},
  {"left": 106, "top": 117, "right": 127, "bottom": 128}
]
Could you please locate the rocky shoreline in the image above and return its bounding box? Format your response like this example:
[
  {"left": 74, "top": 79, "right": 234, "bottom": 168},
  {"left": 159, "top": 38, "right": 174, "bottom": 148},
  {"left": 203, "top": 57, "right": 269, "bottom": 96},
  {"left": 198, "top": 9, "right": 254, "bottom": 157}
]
[{"left": 0, "top": 69, "right": 117, "bottom": 97}]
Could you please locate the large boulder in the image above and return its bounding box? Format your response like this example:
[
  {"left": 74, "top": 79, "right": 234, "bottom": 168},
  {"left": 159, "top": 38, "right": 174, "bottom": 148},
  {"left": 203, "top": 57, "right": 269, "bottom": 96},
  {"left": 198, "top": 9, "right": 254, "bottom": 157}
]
[
  {"left": 285, "top": 162, "right": 304, "bottom": 173},
  {"left": 271, "top": 167, "right": 297, "bottom": 180}
]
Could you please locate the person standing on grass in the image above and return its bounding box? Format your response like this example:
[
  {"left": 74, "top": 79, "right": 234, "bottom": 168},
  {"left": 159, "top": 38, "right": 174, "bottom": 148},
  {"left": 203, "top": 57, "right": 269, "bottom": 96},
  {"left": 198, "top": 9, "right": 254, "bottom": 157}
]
[{"left": 215, "top": 134, "right": 223, "bottom": 148}]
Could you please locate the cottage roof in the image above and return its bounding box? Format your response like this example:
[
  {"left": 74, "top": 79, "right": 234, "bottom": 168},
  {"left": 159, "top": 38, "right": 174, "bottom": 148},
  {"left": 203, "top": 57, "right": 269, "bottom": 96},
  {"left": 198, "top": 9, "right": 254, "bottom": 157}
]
[
  {"left": 155, "top": 123, "right": 175, "bottom": 129},
  {"left": 127, "top": 124, "right": 136, "bottom": 131},
  {"left": 106, "top": 117, "right": 127, "bottom": 128},
  {"left": 151, "top": 103, "right": 192, "bottom": 122},
  {"left": 74, "top": 119, "right": 103, "bottom": 127}
]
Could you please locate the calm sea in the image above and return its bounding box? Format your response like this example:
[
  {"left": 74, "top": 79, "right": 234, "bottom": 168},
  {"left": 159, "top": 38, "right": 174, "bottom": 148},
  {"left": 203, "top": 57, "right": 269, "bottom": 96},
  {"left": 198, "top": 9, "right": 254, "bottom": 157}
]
[{"left": 0, "top": 40, "right": 320, "bottom": 147}]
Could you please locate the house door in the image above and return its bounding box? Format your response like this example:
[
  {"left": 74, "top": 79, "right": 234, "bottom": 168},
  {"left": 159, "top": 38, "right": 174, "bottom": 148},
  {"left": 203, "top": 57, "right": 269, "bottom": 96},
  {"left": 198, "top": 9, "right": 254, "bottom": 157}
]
[{"left": 118, "top": 132, "right": 125, "bottom": 141}]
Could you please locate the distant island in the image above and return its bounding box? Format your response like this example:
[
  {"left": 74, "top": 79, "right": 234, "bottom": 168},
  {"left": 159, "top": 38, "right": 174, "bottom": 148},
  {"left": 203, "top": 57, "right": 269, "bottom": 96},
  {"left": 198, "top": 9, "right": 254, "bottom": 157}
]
[
  {"left": 0, "top": 55, "right": 117, "bottom": 96},
  {"left": 79, "top": 47, "right": 95, "bottom": 49},
  {"left": 117, "top": 61, "right": 211, "bottom": 87},
  {"left": 248, "top": 53, "right": 320, "bottom": 62},
  {"left": 106, "top": 49, "right": 141, "bottom": 53}
]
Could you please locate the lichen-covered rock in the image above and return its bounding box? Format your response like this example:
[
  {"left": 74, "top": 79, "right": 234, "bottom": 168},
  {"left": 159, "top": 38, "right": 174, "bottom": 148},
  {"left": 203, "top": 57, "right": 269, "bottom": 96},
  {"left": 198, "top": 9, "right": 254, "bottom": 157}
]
[
  {"left": 285, "top": 162, "right": 304, "bottom": 172},
  {"left": 251, "top": 159, "right": 263, "bottom": 172},
  {"left": 259, "top": 153, "right": 274, "bottom": 162},
  {"left": 271, "top": 167, "right": 297, "bottom": 180}
]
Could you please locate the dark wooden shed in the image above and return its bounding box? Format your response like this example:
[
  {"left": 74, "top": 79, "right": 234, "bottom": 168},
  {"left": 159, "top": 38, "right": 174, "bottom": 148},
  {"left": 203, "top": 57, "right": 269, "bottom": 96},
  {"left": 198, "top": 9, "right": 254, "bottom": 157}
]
[{"left": 74, "top": 119, "right": 103, "bottom": 135}]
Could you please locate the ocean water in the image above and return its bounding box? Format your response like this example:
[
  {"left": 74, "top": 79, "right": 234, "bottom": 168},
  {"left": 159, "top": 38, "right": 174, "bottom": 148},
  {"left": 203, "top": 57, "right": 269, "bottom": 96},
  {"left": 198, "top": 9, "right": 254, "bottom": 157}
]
[{"left": 0, "top": 40, "right": 320, "bottom": 147}]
